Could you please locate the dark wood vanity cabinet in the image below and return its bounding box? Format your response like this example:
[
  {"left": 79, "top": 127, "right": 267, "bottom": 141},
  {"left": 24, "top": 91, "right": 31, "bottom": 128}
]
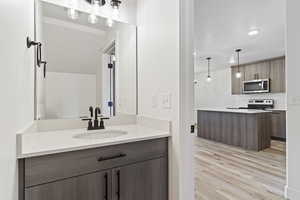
[
  {"left": 112, "top": 158, "right": 168, "bottom": 200},
  {"left": 19, "top": 138, "right": 168, "bottom": 200},
  {"left": 25, "top": 170, "right": 111, "bottom": 200}
]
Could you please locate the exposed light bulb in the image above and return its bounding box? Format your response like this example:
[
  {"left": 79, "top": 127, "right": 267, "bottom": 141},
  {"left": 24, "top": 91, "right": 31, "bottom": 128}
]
[
  {"left": 88, "top": 14, "right": 98, "bottom": 24},
  {"left": 236, "top": 72, "right": 242, "bottom": 79},
  {"left": 106, "top": 18, "right": 114, "bottom": 27},
  {"left": 67, "top": 8, "right": 79, "bottom": 20},
  {"left": 206, "top": 76, "right": 212, "bottom": 82},
  {"left": 112, "top": 7, "right": 119, "bottom": 18}
]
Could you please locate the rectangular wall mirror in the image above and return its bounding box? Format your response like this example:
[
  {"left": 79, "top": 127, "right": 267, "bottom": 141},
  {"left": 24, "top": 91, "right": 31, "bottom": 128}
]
[{"left": 34, "top": 1, "right": 137, "bottom": 120}]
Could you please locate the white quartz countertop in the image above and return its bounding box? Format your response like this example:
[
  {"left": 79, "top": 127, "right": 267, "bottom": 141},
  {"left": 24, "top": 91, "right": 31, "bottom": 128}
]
[
  {"left": 17, "top": 124, "right": 171, "bottom": 159},
  {"left": 197, "top": 108, "right": 271, "bottom": 114}
]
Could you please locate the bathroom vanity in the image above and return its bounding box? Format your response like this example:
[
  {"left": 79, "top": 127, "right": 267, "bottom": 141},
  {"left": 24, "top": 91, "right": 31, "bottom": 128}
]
[
  {"left": 18, "top": 122, "right": 170, "bottom": 200},
  {"left": 19, "top": 138, "right": 168, "bottom": 200}
]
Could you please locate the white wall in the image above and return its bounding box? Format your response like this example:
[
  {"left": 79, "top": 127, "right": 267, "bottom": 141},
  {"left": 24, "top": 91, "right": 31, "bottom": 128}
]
[
  {"left": 137, "top": 0, "right": 195, "bottom": 200},
  {"left": 0, "top": 1, "right": 35, "bottom": 199},
  {"left": 45, "top": 72, "right": 96, "bottom": 119},
  {"left": 286, "top": 1, "right": 300, "bottom": 199},
  {"left": 115, "top": 25, "right": 137, "bottom": 115},
  {"left": 195, "top": 68, "right": 287, "bottom": 110},
  {"left": 41, "top": 0, "right": 137, "bottom": 25}
]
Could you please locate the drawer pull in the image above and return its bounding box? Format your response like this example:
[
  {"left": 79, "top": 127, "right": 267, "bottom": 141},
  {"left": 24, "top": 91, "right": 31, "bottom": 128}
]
[{"left": 98, "top": 153, "right": 127, "bottom": 162}]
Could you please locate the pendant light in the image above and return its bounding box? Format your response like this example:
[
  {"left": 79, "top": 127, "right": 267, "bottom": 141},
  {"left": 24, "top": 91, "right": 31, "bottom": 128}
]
[
  {"left": 206, "top": 57, "right": 212, "bottom": 82},
  {"left": 235, "top": 49, "right": 242, "bottom": 79}
]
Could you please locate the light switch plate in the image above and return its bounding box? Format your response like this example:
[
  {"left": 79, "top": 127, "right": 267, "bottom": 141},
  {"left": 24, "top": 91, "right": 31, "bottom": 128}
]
[{"left": 161, "top": 93, "right": 172, "bottom": 109}]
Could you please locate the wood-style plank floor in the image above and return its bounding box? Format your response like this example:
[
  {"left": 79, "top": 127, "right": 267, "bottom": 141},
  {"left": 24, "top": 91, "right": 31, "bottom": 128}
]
[{"left": 194, "top": 137, "right": 286, "bottom": 200}]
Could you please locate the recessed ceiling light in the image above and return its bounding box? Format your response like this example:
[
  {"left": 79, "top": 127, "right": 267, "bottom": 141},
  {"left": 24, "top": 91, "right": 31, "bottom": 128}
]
[{"left": 248, "top": 29, "right": 260, "bottom": 36}]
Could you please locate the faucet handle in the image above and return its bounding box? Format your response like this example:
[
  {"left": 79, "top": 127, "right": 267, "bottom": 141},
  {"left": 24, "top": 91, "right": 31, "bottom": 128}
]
[
  {"left": 99, "top": 117, "right": 110, "bottom": 129},
  {"left": 100, "top": 117, "right": 110, "bottom": 121},
  {"left": 89, "top": 106, "right": 94, "bottom": 118}
]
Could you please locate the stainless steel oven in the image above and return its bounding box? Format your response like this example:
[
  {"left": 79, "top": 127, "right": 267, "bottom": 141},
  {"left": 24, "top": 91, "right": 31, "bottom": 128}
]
[{"left": 243, "top": 79, "right": 270, "bottom": 94}]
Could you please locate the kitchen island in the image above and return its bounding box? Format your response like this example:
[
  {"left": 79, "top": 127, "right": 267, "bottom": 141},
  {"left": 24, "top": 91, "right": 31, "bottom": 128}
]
[{"left": 197, "top": 109, "right": 272, "bottom": 151}]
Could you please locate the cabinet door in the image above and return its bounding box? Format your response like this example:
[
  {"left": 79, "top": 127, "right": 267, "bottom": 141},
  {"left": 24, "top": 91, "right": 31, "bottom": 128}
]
[
  {"left": 112, "top": 158, "right": 168, "bottom": 200},
  {"left": 231, "top": 66, "right": 244, "bottom": 94},
  {"left": 244, "top": 63, "right": 257, "bottom": 81},
  {"left": 25, "top": 170, "right": 111, "bottom": 200},
  {"left": 271, "top": 111, "right": 286, "bottom": 139},
  {"left": 256, "top": 61, "right": 270, "bottom": 79},
  {"left": 270, "top": 57, "right": 286, "bottom": 93},
  {"left": 244, "top": 61, "right": 270, "bottom": 80}
]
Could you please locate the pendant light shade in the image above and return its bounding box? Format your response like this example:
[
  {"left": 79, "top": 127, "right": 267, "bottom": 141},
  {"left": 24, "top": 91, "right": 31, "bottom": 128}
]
[
  {"left": 206, "top": 57, "right": 212, "bottom": 82},
  {"left": 235, "top": 49, "right": 242, "bottom": 79}
]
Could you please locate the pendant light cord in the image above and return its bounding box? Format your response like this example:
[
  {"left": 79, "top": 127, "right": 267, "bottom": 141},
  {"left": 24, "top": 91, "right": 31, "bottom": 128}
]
[
  {"left": 206, "top": 57, "right": 211, "bottom": 77},
  {"left": 236, "top": 49, "right": 242, "bottom": 73}
]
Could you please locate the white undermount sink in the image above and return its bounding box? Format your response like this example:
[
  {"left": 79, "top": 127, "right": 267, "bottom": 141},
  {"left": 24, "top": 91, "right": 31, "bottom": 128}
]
[{"left": 73, "top": 130, "right": 127, "bottom": 140}]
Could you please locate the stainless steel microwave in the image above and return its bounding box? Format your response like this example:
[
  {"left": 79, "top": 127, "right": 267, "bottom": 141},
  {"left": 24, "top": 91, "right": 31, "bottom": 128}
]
[{"left": 243, "top": 79, "right": 270, "bottom": 94}]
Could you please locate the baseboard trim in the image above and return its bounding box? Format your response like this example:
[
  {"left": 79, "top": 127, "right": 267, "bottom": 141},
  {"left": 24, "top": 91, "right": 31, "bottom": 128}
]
[{"left": 285, "top": 185, "right": 300, "bottom": 199}]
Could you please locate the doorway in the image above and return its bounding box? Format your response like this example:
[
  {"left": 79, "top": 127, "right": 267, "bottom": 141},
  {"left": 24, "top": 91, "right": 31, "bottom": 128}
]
[
  {"left": 193, "top": 0, "right": 287, "bottom": 199},
  {"left": 102, "top": 41, "right": 116, "bottom": 117}
]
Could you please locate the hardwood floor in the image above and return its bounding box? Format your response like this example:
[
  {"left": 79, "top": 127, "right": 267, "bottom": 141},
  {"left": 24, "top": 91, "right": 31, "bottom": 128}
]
[{"left": 194, "top": 137, "right": 286, "bottom": 200}]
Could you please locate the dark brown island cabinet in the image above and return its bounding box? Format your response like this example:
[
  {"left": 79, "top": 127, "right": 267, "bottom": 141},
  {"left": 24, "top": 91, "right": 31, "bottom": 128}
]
[
  {"left": 270, "top": 110, "right": 286, "bottom": 140},
  {"left": 19, "top": 138, "right": 168, "bottom": 200},
  {"left": 197, "top": 110, "right": 272, "bottom": 151}
]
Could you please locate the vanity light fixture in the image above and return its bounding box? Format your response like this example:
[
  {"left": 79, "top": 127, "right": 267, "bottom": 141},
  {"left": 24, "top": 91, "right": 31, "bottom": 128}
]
[
  {"left": 88, "top": 0, "right": 99, "bottom": 24},
  {"left": 86, "top": 0, "right": 106, "bottom": 6},
  {"left": 106, "top": 18, "right": 114, "bottom": 27},
  {"left": 206, "top": 57, "right": 212, "bottom": 82},
  {"left": 111, "top": 0, "right": 122, "bottom": 18},
  {"left": 235, "top": 49, "right": 242, "bottom": 79}
]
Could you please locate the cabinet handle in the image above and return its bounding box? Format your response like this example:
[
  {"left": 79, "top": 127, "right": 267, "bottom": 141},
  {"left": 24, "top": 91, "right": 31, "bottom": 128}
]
[
  {"left": 98, "top": 153, "right": 126, "bottom": 162},
  {"left": 104, "top": 173, "right": 108, "bottom": 200},
  {"left": 116, "top": 170, "right": 121, "bottom": 200}
]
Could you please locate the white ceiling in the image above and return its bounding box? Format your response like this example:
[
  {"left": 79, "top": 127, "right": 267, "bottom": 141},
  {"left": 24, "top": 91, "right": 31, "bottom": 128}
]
[{"left": 194, "top": 0, "right": 286, "bottom": 73}]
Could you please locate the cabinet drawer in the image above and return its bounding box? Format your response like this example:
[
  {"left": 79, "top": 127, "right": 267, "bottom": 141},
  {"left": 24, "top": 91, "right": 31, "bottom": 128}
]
[{"left": 24, "top": 138, "right": 168, "bottom": 187}]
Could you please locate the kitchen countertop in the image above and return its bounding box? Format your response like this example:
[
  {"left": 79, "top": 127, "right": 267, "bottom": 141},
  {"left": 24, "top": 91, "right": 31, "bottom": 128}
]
[
  {"left": 17, "top": 124, "right": 171, "bottom": 159},
  {"left": 197, "top": 108, "right": 272, "bottom": 114}
]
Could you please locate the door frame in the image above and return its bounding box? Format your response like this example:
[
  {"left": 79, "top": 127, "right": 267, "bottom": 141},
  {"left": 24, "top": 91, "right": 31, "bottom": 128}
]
[{"left": 175, "top": 0, "right": 195, "bottom": 200}]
